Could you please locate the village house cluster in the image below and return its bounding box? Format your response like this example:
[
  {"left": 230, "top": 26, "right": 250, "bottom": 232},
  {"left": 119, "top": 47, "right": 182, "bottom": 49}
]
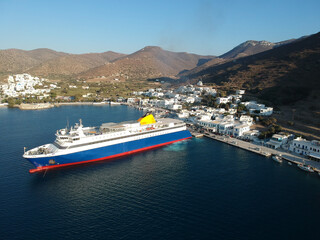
[
  {"left": 0, "top": 74, "right": 59, "bottom": 99},
  {"left": 127, "top": 81, "right": 272, "bottom": 140},
  {"left": 1, "top": 74, "right": 318, "bottom": 162},
  {"left": 123, "top": 81, "right": 319, "bottom": 161}
]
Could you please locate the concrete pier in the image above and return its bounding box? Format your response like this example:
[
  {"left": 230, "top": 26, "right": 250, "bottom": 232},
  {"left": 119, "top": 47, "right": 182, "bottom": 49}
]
[{"left": 203, "top": 132, "right": 320, "bottom": 174}]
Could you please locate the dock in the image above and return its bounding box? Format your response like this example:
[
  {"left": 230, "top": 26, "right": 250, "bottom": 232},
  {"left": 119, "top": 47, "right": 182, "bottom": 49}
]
[
  {"left": 203, "top": 132, "right": 320, "bottom": 174},
  {"left": 190, "top": 130, "right": 204, "bottom": 138}
]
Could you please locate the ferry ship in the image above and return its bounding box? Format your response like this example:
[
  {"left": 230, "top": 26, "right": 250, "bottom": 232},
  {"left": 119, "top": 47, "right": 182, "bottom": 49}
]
[{"left": 23, "top": 113, "right": 192, "bottom": 173}]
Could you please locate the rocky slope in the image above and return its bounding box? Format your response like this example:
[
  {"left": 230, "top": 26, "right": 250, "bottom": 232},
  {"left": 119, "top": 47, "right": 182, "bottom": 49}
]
[{"left": 79, "top": 46, "right": 215, "bottom": 81}]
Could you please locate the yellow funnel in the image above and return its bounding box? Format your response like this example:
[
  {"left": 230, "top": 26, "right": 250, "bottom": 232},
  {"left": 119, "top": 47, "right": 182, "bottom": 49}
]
[{"left": 139, "top": 114, "right": 156, "bottom": 125}]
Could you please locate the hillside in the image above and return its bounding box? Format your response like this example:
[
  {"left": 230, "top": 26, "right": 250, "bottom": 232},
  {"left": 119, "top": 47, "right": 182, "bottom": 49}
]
[
  {"left": 79, "top": 46, "right": 215, "bottom": 81},
  {"left": 0, "top": 48, "right": 67, "bottom": 73},
  {"left": 220, "top": 40, "right": 275, "bottom": 59},
  {"left": 29, "top": 51, "right": 125, "bottom": 77},
  {"left": 181, "top": 32, "right": 320, "bottom": 136},
  {"left": 179, "top": 39, "right": 297, "bottom": 80},
  {"left": 219, "top": 39, "right": 296, "bottom": 59},
  {"left": 184, "top": 32, "right": 320, "bottom": 103}
]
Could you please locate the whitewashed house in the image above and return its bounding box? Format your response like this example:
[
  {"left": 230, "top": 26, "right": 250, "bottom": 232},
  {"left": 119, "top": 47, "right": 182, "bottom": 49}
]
[
  {"left": 289, "top": 138, "right": 320, "bottom": 160},
  {"left": 197, "top": 81, "right": 203, "bottom": 86},
  {"left": 265, "top": 134, "right": 289, "bottom": 149},
  {"left": 239, "top": 115, "right": 253, "bottom": 126},
  {"left": 236, "top": 89, "right": 245, "bottom": 95},
  {"left": 233, "top": 124, "right": 250, "bottom": 137},
  {"left": 216, "top": 97, "right": 229, "bottom": 105},
  {"left": 218, "top": 122, "right": 234, "bottom": 135}
]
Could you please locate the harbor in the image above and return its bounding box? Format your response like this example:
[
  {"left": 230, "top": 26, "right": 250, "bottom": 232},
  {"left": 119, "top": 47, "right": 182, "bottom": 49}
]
[
  {"left": 201, "top": 130, "right": 320, "bottom": 174},
  {"left": 1, "top": 103, "right": 320, "bottom": 240}
]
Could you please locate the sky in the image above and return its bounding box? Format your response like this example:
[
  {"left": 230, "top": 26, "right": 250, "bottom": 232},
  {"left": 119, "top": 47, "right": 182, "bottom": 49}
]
[{"left": 0, "top": 0, "right": 319, "bottom": 56}]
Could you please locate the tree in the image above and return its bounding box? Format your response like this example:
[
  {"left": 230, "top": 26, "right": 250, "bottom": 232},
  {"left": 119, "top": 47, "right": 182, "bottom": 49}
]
[
  {"left": 201, "top": 95, "right": 217, "bottom": 107},
  {"left": 7, "top": 98, "right": 15, "bottom": 108},
  {"left": 274, "top": 124, "right": 282, "bottom": 133},
  {"left": 225, "top": 103, "right": 230, "bottom": 111},
  {"left": 50, "top": 92, "right": 57, "bottom": 99},
  {"left": 237, "top": 104, "right": 246, "bottom": 113},
  {"left": 74, "top": 94, "right": 82, "bottom": 102}
]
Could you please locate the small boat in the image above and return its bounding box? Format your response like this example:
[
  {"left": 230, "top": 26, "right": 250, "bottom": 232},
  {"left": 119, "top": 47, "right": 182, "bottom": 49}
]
[
  {"left": 288, "top": 162, "right": 292, "bottom": 165},
  {"left": 297, "top": 163, "right": 314, "bottom": 173},
  {"left": 109, "top": 101, "right": 121, "bottom": 105},
  {"left": 93, "top": 102, "right": 106, "bottom": 105},
  {"left": 272, "top": 155, "right": 282, "bottom": 163}
]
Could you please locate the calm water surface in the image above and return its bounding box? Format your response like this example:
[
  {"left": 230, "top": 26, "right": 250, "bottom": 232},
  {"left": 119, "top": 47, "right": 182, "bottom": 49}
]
[{"left": 0, "top": 105, "right": 319, "bottom": 240}]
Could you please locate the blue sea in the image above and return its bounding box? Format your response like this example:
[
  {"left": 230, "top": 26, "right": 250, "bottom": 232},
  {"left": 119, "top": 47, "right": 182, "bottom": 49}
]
[{"left": 0, "top": 105, "right": 319, "bottom": 240}]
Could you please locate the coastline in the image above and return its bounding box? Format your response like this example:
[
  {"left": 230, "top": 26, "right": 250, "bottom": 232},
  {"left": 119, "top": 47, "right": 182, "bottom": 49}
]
[
  {"left": 198, "top": 130, "right": 320, "bottom": 173},
  {"left": 19, "top": 103, "right": 54, "bottom": 110},
  {"left": 127, "top": 104, "right": 320, "bottom": 174},
  {"left": 54, "top": 102, "right": 98, "bottom": 106},
  {"left": 4, "top": 101, "right": 320, "bottom": 173},
  {"left": 0, "top": 102, "right": 119, "bottom": 110}
]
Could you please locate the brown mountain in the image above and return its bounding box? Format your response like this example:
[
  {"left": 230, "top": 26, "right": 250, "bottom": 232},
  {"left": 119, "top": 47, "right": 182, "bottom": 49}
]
[
  {"left": 29, "top": 51, "right": 125, "bottom": 77},
  {"left": 0, "top": 48, "right": 67, "bottom": 73},
  {"left": 180, "top": 32, "right": 320, "bottom": 138},
  {"left": 183, "top": 32, "right": 320, "bottom": 104},
  {"left": 179, "top": 39, "right": 297, "bottom": 79},
  {"left": 219, "top": 40, "right": 296, "bottom": 59},
  {"left": 79, "top": 46, "right": 215, "bottom": 81}
]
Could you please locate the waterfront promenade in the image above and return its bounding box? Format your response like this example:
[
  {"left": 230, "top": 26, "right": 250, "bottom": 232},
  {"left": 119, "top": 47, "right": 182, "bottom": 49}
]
[{"left": 189, "top": 129, "right": 320, "bottom": 173}]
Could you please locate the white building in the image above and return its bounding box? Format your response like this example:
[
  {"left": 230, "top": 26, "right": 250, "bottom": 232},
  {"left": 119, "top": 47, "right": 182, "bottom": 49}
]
[
  {"left": 242, "top": 130, "right": 260, "bottom": 141},
  {"left": 243, "top": 101, "right": 273, "bottom": 116},
  {"left": 139, "top": 99, "right": 149, "bottom": 106},
  {"left": 182, "top": 96, "right": 195, "bottom": 104},
  {"left": 218, "top": 122, "right": 234, "bottom": 135},
  {"left": 216, "top": 97, "right": 230, "bottom": 105},
  {"left": 233, "top": 124, "right": 250, "bottom": 137},
  {"left": 195, "top": 118, "right": 219, "bottom": 132},
  {"left": 239, "top": 115, "right": 253, "bottom": 126},
  {"left": 197, "top": 81, "right": 203, "bottom": 86},
  {"left": 127, "top": 98, "right": 137, "bottom": 104},
  {"left": 265, "top": 134, "right": 289, "bottom": 149},
  {"left": 168, "top": 104, "right": 182, "bottom": 110},
  {"left": 1, "top": 74, "right": 51, "bottom": 98},
  {"left": 289, "top": 138, "right": 320, "bottom": 160},
  {"left": 177, "top": 110, "right": 190, "bottom": 119},
  {"left": 236, "top": 89, "right": 245, "bottom": 95},
  {"left": 258, "top": 107, "right": 273, "bottom": 116}
]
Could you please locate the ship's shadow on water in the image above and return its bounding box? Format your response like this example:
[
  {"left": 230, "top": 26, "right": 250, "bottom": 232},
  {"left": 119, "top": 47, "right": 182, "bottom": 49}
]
[{"left": 29, "top": 157, "right": 134, "bottom": 184}]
